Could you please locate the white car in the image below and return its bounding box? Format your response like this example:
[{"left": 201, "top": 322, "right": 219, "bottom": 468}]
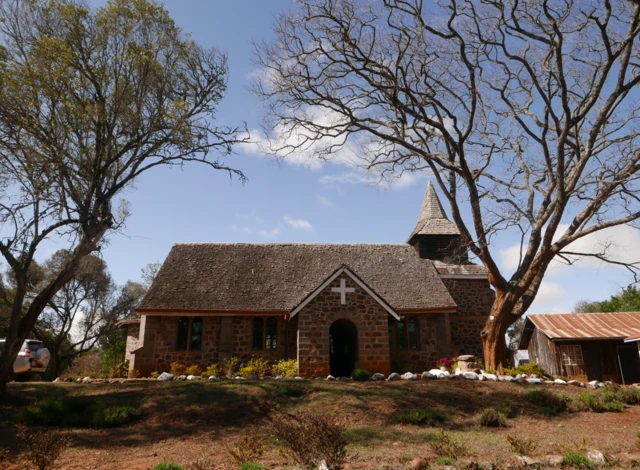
[{"left": 0, "top": 338, "right": 50, "bottom": 375}]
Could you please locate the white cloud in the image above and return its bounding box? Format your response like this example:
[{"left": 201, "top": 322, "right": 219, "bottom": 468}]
[
  {"left": 283, "top": 216, "right": 313, "bottom": 232},
  {"left": 319, "top": 169, "right": 423, "bottom": 190},
  {"left": 231, "top": 225, "right": 252, "bottom": 234},
  {"left": 258, "top": 227, "right": 281, "bottom": 238},
  {"left": 317, "top": 196, "right": 333, "bottom": 207}
]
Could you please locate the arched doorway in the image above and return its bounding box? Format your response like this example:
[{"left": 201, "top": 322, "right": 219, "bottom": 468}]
[{"left": 329, "top": 319, "right": 358, "bottom": 377}]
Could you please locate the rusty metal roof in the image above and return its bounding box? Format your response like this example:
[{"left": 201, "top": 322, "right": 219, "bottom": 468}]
[
  {"left": 528, "top": 312, "right": 640, "bottom": 340},
  {"left": 625, "top": 334, "right": 640, "bottom": 342}
]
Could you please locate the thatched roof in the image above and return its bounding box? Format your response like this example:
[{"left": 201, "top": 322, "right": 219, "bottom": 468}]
[
  {"left": 408, "top": 182, "right": 460, "bottom": 241},
  {"left": 138, "top": 243, "right": 457, "bottom": 313}
]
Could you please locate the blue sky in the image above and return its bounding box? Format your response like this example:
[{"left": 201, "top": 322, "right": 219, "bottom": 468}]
[{"left": 75, "top": 0, "right": 640, "bottom": 315}]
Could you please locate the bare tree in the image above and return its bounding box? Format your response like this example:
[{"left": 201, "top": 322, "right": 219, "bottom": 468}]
[
  {"left": 0, "top": 0, "right": 245, "bottom": 394},
  {"left": 253, "top": 0, "right": 640, "bottom": 372}
]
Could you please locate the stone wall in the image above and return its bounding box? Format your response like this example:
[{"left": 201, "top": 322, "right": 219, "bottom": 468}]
[
  {"left": 296, "top": 273, "right": 391, "bottom": 378},
  {"left": 389, "top": 314, "right": 445, "bottom": 373},
  {"left": 124, "top": 324, "right": 140, "bottom": 365},
  {"left": 130, "top": 314, "right": 295, "bottom": 376},
  {"left": 442, "top": 278, "right": 494, "bottom": 358}
]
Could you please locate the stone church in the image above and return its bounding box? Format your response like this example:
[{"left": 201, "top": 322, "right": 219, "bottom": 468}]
[{"left": 120, "top": 183, "right": 494, "bottom": 377}]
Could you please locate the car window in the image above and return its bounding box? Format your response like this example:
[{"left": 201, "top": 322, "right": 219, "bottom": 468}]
[{"left": 26, "top": 341, "right": 43, "bottom": 351}]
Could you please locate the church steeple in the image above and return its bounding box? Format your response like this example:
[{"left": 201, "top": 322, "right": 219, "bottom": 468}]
[{"left": 408, "top": 182, "right": 466, "bottom": 262}]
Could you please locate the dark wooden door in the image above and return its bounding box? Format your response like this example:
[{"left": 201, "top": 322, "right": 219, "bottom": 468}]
[
  {"left": 617, "top": 346, "right": 640, "bottom": 384},
  {"left": 583, "top": 347, "right": 603, "bottom": 381}
]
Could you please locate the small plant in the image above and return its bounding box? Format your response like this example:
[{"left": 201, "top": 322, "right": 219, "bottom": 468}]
[
  {"left": 128, "top": 368, "right": 140, "bottom": 379},
  {"left": 503, "top": 367, "right": 518, "bottom": 377},
  {"left": 153, "top": 463, "right": 185, "bottom": 470},
  {"left": 563, "top": 452, "right": 591, "bottom": 468},
  {"left": 573, "top": 392, "right": 624, "bottom": 413},
  {"left": 438, "top": 456, "right": 453, "bottom": 466},
  {"left": 517, "top": 362, "right": 545, "bottom": 376},
  {"left": 16, "top": 426, "right": 71, "bottom": 470},
  {"left": 170, "top": 362, "right": 187, "bottom": 377},
  {"left": 537, "top": 406, "right": 558, "bottom": 417},
  {"left": 271, "top": 359, "right": 298, "bottom": 378},
  {"left": 109, "top": 359, "right": 129, "bottom": 378},
  {"left": 393, "top": 408, "right": 446, "bottom": 426},
  {"left": 350, "top": 368, "right": 370, "bottom": 381},
  {"left": 270, "top": 411, "right": 348, "bottom": 469},
  {"left": 507, "top": 435, "right": 537, "bottom": 455},
  {"left": 479, "top": 408, "right": 507, "bottom": 427},
  {"left": 150, "top": 371, "right": 161, "bottom": 379},
  {"left": 526, "top": 388, "right": 567, "bottom": 414},
  {"left": 184, "top": 364, "right": 202, "bottom": 376},
  {"left": 228, "top": 429, "right": 267, "bottom": 465},
  {"left": 280, "top": 385, "right": 305, "bottom": 398},
  {"left": 239, "top": 464, "right": 265, "bottom": 470},
  {"left": 430, "top": 429, "right": 466, "bottom": 461},
  {"left": 435, "top": 357, "right": 454, "bottom": 369},
  {"left": 222, "top": 357, "right": 241, "bottom": 378},
  {"left": 202, "top": 363, "right": 221, "bottom": 377},
  {"left": 238, "top": 356, "right": 271, "bottom": 378},
  {"left": 90, "top": 406, "right": 142, "bottom": 427},
  {"left": 496, "top": 399, "right": 516, "bottom": 418}
]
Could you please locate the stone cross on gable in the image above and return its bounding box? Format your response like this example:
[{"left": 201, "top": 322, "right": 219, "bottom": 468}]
[{"left": 332, "top": 278, "right": 355, "bottom": 305}]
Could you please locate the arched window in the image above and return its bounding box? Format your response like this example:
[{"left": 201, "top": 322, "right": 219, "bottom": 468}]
[
  {"left": 407, "top": 317, "right": 420, "bottom": 350},
  {"left": 266, "top": 317, "right": 278, "bottom": 350},
  {"left": 177, "top": 316, "right": 189, "bottom": 350},
  {"left": 191, "top": 317, "right": 203, "bottom": 350},
  {"left": 395, "top": 321, "right": 407, "bottom": 350},
  {"left": 253, "top": 317, "right": 264, "bottom": 350}
]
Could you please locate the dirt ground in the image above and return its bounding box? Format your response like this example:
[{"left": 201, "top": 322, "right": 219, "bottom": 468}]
[{"left": 0, "top": 379, "right": 639, "bottom": 469}]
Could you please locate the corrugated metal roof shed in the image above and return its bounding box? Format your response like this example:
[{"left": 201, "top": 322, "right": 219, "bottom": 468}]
[{"left": 528, "top": 312, "right": 640, "bottom": 340}]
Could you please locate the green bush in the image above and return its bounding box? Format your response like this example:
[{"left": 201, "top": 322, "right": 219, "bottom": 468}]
[
  {"left": 526, "top": 388, "right": 567, "bottom": 414},
  {"left": 271, "top": 359, "right": 298, "bottom": 378},
  {"left": 238, "top": 357, "right": 270, "bottom": 378},
  {"left": 537, "top": 406, "right": 557, "bottom": 417},
  {"left": 16, "top": 397, "right": 141, "bottom": 428},
  {"left": 496, "top": 399, "right": 516, "bottom": 418},
  {"left": 202, "top": 363, "right": 221, "bottom": 378},
  {"left": 153, "top": 463, "right": 184, "bottom": 470},
  {"left": 563, "top": 452, "right": 591, "bottom": 468},
  {"left": 350, "top": 368, "right": 370, "bottom": 381},
  {"left": 478, "top": 408, "right": 507, "bottom": 427},
  {"left": 393, "top": 408, "right": 446, "bottom": 426},
  {"left": 184, "top": 364, "right": 202, "bottom": 376},
  {"left": 239, "top": 463, "right": 265, "bottom": 470},
  {"left": 279, "top": 385, "right": 305, "bottom": 398},
  {"left": 170, "top": 362, "right": 186, "bottom": 377},
  {"left": 504, "top": 363, "right": 546, "bottom": 377},
  {"left": 573, "top": 392, "right": 624, "bottom": 413},
  {"left": 109, "top": 359, "right": 129, "bottom": 378},
  {"left": 150, "top": 371, "right": 161, "bottom": 379},
  {"left": 438, "top": 456, "right": 453, "bottom": 466}
]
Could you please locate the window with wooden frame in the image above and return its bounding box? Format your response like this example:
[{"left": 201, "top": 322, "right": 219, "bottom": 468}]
[
  {"left": 560, "top": 345, "right": 584, "bottom": 366},
  {"left": 176, "top": 316, "right": 203, "bottom": 351},
  {"left": 253, "top": 317, "right": 278, "bottom": 350},
  {"left": 394, "top": 317, "right": 421, "bottom": 350}
]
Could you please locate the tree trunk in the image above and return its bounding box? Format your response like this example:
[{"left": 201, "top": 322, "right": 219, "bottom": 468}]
[
  {"left": 46, "top": 352, "right": 60, "bottom": 382},
  {"left": 0, "top": 337, "right": 23, "bottom": 397},
  {"left": 481, "top": 293, "right": 518, "bottom": 374}
]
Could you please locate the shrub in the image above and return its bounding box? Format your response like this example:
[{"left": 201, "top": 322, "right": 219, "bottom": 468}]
[
  {"left": 64, "top": 353, "right": 103, "bottom": 379},
  {"left": 202, "top": 364, "right": 221, "bottom": 378},
  {"left": 507, "top": 435, "right": 537, "bottom": 455},
  {"left": 517, "top": 362, "right": 545, "bottom": 376},
  {"left": 563, "top": 452, "right": 591, "bottom": 468},
  {"left": 537, "top": 406, "right": 558, "bottom": 417},
  {"left": 271, "top": 359, "right": 298, "bottom": 378},
  {"left": 16, "top": 426, "right": 71, "bottom": 470},
  {"left": 228, "top": 429, "right": 267, "bottom": 465},
  {"left": 430, "top": 429, "right": 467, "bottom": 461},
  {"left": 280, "top": 385, "right": 305, "bottom": 398},
  {"left": 170, "top": 362, "right": 187, "bottom": 377},
  {"left": 153, "top": 463, "right": 184, "bottom": 470},
  {"left": 496, "top": 399, "right": 516, "bottom": 418},
  {"left": 435, "top": 357, "right": 454, "bottom": 369},
  {"left": 184, "top": 364, "right": 202, "bottom": 376},
  {"left": 238, "top": 357, "right": 270, "bottom": 378},
  {"left": 526, "top": 388, "right": 567, "bottom": 414},
  {"left": 270, "top": 411, "right": 348, "bottom": 469},
  {"left": 393, "top": 408, "right": 446, "bottom": 426},
  {"left": 573, "top": 392, "right": 624, "bottom": 413},
  {"left": 240, "top": 464, "right": 265, "bottom": 470},
  {"left": 109, "top": 359, "right": 129, "bottom": 378},
  {"left": 350, "top": 368, "right": 370, "bottom": 381},
  {"left": 503, "top": 367, "right": 518, "bottom": 377},
  {"left": 222, "top": 357, "right": 241, "bottom": 378},
  {"left": 16, "top": 397, "right": 141, "bottom": 428},
  {"left": 479, "top": 408, "right": 507, "bottom": 427},
  {"left": 438, "top": 456, "right": 453, "bottom": 466},
  {"left": 150, "top": 371, "right": 161, "bottom": 379}
]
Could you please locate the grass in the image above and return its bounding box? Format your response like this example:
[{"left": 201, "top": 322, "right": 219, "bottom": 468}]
[
  {"left": 343, "top": 427, "right": 383, "bottom": 446},
  {"left": 526, "top": 388, "right": 567, "bottom": 415},
  {"left": 15, "top": 396, "right": 141, "bottom": 428},
  {"left": 393, "top": 408, "right": 446, "bottom": 426},
  {"left": 153, "top": 463, "right": 184, "bottom": 470},
  {"left": 279, "top": 385, "right": 305, "bottom": 398},
  {"left": 478, "top": 408, "right": 507, "bottom": 427},
  {"left": 563, "top": 452, "right": 592, "bottom": 468}
]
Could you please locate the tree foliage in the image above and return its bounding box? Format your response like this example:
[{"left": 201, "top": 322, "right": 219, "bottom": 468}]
[
  {"left": 574, "top": 286, "right": 640, "bottom": 313},
  {"left": 0, "top": 0, "right": 244, "bottom": 394},
  {"left": 253, "top": 0, "right": 640, "bottom": 371}
]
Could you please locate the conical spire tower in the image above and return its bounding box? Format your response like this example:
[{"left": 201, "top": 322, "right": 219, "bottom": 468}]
[{"left": 408, "top": 182, "right": 465, "bottom": 262}]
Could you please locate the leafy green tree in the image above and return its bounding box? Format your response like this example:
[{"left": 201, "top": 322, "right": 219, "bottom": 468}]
[
  {"left": 0, "top": 0, "right": 244, "bottom": 395},
  {"left": 575, "top": 286, "right": 640, "bottom": 314}
]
